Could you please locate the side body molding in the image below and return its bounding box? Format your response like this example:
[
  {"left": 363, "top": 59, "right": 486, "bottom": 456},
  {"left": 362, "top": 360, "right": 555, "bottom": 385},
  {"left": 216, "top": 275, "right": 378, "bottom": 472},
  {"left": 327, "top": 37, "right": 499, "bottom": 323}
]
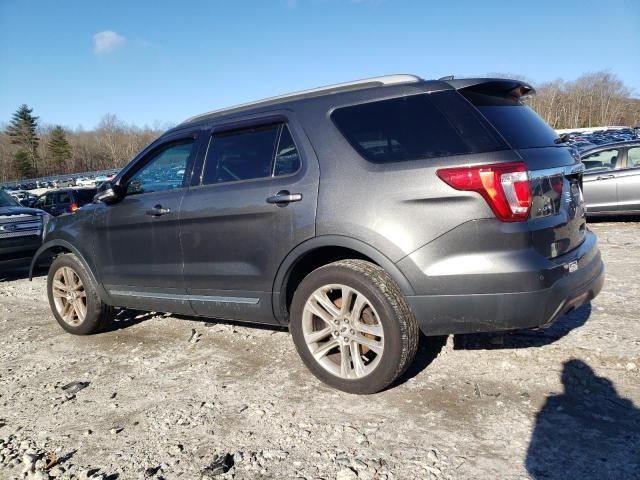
[{"left": 271, "top": 235, "right": 416, "bottom": 324}]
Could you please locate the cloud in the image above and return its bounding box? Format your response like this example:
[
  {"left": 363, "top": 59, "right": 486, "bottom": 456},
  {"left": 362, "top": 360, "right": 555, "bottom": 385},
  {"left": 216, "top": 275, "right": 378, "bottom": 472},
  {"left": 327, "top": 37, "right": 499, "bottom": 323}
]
[{"left": 93, "top": 31, "right": 126, "bottom": 55}]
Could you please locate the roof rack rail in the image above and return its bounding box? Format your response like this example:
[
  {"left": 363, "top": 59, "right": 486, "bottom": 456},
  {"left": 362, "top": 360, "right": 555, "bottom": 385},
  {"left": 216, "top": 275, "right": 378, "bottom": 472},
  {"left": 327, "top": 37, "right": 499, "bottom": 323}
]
[{"left": 181, "top": 74, "right": 422, "bottom": 124}]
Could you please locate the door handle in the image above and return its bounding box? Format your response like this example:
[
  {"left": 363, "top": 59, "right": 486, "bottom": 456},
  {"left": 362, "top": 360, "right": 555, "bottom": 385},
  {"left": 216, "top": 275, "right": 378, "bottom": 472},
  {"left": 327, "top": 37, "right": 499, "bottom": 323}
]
[
  {"left": 266, "top": 191, "right": 303, "bottom": 205},
  {"left": 596, "top": 174, "right": 615, "bottom": 180},
  {"left": 146, "top": 204, "right": 171, "bottom": 216}
]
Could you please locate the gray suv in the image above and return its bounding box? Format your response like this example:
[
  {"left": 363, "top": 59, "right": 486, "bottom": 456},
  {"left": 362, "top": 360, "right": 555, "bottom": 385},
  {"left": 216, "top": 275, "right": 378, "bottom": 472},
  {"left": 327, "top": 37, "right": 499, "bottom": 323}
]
[{"left": 31, "top": 75, "right": 604, "bottom": 394}]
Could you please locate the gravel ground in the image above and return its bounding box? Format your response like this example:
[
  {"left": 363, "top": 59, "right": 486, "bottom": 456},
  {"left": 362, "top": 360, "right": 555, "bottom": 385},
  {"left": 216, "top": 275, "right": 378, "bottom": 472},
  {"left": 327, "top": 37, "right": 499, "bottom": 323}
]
[{"left": 0, "top": 220, "right": 639, "bottom": 480}]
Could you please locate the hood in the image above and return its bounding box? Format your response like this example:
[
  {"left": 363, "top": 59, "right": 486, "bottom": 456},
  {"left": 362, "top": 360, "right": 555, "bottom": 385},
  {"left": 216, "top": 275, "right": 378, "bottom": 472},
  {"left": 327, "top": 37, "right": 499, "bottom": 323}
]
[{"left": 0, "top": 206, "right": 45, "bottom": 217}]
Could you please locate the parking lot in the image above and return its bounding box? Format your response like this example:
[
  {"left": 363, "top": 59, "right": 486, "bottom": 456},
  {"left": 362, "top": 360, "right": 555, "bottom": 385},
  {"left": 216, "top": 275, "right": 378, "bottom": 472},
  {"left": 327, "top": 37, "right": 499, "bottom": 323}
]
[{"left": 0, "top": 219, "right": 639, "bottom": 480}]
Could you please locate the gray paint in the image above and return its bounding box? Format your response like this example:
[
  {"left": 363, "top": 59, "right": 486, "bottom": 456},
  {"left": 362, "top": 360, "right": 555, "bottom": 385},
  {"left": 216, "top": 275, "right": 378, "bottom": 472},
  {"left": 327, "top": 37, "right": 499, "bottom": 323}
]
[{"left": 32, "top": 76, "right": 605, "bottom": 335}]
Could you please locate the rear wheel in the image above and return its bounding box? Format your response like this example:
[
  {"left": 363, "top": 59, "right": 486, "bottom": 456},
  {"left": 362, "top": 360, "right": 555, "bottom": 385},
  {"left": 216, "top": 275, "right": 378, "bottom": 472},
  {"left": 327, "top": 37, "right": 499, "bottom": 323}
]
[
  {"left": 47, "top": 253, "right": 114, "bottom": 335},
  {"left": 290, "top": 260, "right": 418, "bottom": 394}
]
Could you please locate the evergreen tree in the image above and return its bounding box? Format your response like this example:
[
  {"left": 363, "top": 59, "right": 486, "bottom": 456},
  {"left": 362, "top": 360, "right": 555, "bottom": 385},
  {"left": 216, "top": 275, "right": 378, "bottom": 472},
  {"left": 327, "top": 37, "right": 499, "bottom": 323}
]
[
  {"left": 47, "top": 126, "right": 72, "bottom": 172},
  {"left": 6, "top": 104, "right": 40, "bottom": 176},
  {"left": 13, "top": 150, "right": 34, "bottom": 178}
]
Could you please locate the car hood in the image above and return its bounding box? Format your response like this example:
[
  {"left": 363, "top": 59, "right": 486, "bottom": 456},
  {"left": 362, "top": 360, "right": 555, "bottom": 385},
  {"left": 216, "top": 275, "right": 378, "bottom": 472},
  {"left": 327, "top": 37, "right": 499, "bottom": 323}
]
[{"left": 0, "top": 206, "right": 45, "bottom": 217}]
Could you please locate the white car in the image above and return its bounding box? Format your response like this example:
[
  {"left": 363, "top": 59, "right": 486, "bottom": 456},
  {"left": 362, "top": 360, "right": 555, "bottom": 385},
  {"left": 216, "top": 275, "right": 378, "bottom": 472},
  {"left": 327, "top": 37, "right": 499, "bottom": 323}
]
[{"left": 76, "top": 178, "right": 96, "bottom": 187}]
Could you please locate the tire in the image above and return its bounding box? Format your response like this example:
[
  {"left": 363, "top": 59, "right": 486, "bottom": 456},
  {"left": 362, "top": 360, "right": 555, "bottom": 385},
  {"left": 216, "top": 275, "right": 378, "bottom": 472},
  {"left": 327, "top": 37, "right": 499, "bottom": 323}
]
[
  {"left": 47, "top": 253, "right": 115, "bottom": 335},
  {"left": 290, "top": 259, "right": 419, "bottom": 394}
]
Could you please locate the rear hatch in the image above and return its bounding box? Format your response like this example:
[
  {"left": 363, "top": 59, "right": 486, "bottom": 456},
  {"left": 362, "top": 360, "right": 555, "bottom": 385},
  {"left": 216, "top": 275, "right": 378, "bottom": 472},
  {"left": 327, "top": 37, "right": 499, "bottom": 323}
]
[{"left": 456, "top": 80, "right": 586, "bottom": 258}]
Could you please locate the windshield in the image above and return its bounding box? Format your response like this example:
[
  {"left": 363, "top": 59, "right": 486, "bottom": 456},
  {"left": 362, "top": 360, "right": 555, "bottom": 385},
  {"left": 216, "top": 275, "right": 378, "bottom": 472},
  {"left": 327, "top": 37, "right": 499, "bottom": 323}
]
[
  {"left": 0, "top": 190, "right": 20, "bottom": 207},
  {"left": 461, "top": 91, "right": 560, "bottom": 149}
]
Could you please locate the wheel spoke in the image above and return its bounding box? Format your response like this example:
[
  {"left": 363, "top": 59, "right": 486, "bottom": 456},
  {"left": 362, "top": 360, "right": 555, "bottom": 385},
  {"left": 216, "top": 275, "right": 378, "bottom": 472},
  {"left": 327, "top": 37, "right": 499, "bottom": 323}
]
[
  {"left": 354, "top": 334, "right": 383, "bottom": 354},
  {"left": 313, "top": 291, "right": 341, "bottom": 318},
  {"left": 354, "top": 321, "right": 383, "bottom": 337},
  {"left": 62, "top": 300, "right": 74, "bottom": 321},
  {"left": 73, "top": 299, "right": 87, "bottom": 321},
  {"left": 305, "top": 301, "right": 335, "bottom": 326},
  {"left": 349, "top": 294, "right": 367, "bottom": 322},
  {"left": 304, "top": 327, "right": 332, "bottom": 344},
  {"left": 350, "top": 341, "right": 366, "bottom": 377},
  {"left": 312, "top": 339, "right": 339, "bottom": 360},
  {"left": 62, "top": 268, "right": 73, "bottom": 288},
  {"left": 52, "top": 280, "right": 68, "bottom": 293},
  {"left": 340, "top": 286, "right": 355, "bottom": 315},
  {"left": 339, "top": 343, "right": 352, "bottom": 378}
]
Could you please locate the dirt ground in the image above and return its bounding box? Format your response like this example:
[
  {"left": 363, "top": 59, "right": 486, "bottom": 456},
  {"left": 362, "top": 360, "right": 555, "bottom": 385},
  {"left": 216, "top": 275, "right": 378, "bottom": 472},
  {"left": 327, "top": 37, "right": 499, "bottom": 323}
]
[{"left": 1, "top": 220, "right": 639, "bottom": 480}]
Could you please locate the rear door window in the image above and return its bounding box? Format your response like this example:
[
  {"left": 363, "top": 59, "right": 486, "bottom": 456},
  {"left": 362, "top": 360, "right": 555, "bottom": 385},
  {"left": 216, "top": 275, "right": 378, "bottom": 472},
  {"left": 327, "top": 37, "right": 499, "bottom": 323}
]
[
  {"left": 331, "top": 91, "right": 507, "bottom": 163},
  {"left": 202, "top": 123, "right": 301, "bottom": 185}
]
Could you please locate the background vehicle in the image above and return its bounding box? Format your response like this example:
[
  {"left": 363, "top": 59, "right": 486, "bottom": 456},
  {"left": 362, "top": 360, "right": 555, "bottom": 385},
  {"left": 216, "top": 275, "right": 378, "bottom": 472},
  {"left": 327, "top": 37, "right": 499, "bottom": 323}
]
[
  {"left": 75, "top": 177, "right": 96, "bottom": 187},
  {"left": 581, "top": 141, "right": 640, "bottom": 215},
  {"left": 33, "top": 75, "right": 604, "bottom": 394},
  {"left": 0, "top": 189, "right": 47, "bottom": 268},
  {"left": 32, "top": 188, "right": 97, "bottom": 216}
]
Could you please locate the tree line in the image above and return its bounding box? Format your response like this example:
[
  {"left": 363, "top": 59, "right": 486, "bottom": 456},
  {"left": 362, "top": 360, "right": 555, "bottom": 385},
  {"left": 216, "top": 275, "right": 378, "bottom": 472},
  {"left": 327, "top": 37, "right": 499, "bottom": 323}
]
[
  {"left": 1, "top": 70, "right": 639, "bottom": 182},
  {"left": 526, "top": 71, "right": 640, "bottom": 129},
  {"left": 0, "top": 109, "right": 164, "bottom": 182}
]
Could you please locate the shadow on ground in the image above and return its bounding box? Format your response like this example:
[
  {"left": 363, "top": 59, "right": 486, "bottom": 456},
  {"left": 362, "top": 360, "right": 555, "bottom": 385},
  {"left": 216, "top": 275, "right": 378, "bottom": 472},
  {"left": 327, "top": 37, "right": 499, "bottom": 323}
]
[
  {"left": 526, "top": 359, "right": 640, "bottom": 479},
  {"left": 0, "top": 264, "right": 46, "bottom": 282},
  {"left": 453, "top": 303, "right": 592, "bottom": 350}
]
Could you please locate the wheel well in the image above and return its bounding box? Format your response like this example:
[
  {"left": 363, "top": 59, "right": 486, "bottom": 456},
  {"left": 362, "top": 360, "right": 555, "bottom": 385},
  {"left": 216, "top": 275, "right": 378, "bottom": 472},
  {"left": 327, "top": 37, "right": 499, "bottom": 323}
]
[
  {"left": 43, "top": 245, "right": 72, "bottom": 261},
  {"left": 284, "top": 246, "right": 377, "bottom": 313}
]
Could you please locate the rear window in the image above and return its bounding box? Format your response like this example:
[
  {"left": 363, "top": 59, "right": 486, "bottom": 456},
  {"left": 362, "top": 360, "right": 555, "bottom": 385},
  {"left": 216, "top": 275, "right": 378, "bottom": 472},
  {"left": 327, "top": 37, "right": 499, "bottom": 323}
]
[
  {"left": 76, "top": 189, "right": 97, "bottom": 205},
  {"left": 461, "top": 90, "right": 559, "bottom": 149},
  {"left": 331, "top": 91, "right": 507, "bottom": 164}
]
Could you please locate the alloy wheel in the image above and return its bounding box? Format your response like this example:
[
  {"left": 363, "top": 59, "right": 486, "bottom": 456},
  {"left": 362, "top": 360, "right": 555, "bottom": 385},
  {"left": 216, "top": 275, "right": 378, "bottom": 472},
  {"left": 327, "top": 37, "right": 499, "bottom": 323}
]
[{"left": 302, "top": 284, "right": 384, "bottom": 379}]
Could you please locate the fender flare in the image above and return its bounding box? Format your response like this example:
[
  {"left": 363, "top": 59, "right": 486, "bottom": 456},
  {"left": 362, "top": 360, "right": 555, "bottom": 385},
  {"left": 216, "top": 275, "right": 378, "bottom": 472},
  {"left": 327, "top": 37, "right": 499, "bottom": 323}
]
[
  {"left": 29, "top": 239, "right": 112, "bottom": 303},
  {"left": 271, "top": 235, "right": 416, "bottom": 323}
]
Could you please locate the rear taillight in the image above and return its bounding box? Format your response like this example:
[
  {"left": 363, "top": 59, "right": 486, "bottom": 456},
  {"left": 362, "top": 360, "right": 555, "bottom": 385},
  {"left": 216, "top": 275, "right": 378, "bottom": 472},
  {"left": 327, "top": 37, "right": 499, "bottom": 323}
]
[
  {"left": 70, "top": 203, "right": 79, "bottom": 212},
  {"left": 437, "top": 162, "right": 532, "bottom": 222}
]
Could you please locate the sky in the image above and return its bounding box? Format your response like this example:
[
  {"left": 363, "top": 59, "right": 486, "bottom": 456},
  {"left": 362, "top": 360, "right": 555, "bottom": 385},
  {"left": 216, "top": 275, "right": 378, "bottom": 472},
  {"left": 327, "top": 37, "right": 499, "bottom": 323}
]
[{"left": 1, "top": 0, "right": 639, "bottom": 129}]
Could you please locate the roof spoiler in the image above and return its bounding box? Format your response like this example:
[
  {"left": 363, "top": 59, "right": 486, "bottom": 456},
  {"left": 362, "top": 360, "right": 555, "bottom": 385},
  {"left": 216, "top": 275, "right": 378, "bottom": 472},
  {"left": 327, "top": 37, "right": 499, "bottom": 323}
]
[{"left": 443, "top": 78, "right": 536, "bottom": 99}]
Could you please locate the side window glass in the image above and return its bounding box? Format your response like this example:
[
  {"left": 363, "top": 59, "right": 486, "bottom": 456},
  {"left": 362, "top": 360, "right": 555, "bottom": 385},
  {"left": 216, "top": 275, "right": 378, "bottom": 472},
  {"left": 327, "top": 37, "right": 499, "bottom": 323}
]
[
  {"left": 127, "top": 140, "right": 194, "bottom": 195},
  {"left": 627, "top": 148, "right": 640, "bottom": 168},
  {"left": 58, "top": 192, "right": 71, "bottom": 204},
  {"left": 202, "top": 124, "right": 280, "bottom": 185},
  {"left": 273, "top": 126, "right": 301, "bottom": 176},
  {"left": 45, "top": 194, "right": 55, "bottom": 206},
  {"left": 582, "top": 150, "right": 619, "bottom": 172}
]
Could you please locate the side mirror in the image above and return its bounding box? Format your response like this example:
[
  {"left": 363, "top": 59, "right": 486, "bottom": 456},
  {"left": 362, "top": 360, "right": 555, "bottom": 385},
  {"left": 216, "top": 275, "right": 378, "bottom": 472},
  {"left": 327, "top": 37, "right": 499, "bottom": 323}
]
[{"left": 94, "top": 182, "right": 123, "bottom": 205}]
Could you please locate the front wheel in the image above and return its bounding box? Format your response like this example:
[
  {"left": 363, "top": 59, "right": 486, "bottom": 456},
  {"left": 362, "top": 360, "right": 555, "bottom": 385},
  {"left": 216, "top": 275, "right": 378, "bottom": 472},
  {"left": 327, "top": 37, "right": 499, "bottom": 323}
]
[
  {"left": 47, "top": 253, "right": 114, "bottom": 335},
  {"left": 290, "top": 260, "right": 419, "bottom": 394}
]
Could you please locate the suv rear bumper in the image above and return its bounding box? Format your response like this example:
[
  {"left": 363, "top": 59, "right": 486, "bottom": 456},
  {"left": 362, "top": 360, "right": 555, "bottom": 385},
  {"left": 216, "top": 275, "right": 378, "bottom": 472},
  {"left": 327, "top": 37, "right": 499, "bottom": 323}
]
[{"left": 401, "top": 230, "right": 604, "bottom": 335}]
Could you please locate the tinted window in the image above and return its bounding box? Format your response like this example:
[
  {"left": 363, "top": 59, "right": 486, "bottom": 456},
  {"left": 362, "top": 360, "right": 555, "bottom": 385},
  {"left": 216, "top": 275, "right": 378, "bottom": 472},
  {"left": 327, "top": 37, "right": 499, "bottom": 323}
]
[
  {"left": 461, "top": 91, "right": 559, "bottom": 149},
  {"left": 274, "top": 126, "right": 301, "bottom": 176},
  {"left": 45, "top": 193, "right": 56, "bottom": 206},
  {"left": 127, "top": 140, "right": 194, "bottom": 195},
  {"left": 627, "top": 147, "right": 640, "bottom": 168},
  {"left": 57, "top": 192, "right": 71, "bottom": 204},
  {"left": 331, "top": 92, "right": 507, "bottom": 164},
  {"left": 582, "top": 149, "right": 620, "bottom": 171},
  {"left": 76, "top": 189, "right": 97, "bottom": 205},
  {"left": 202, "top": 124, "right": 280, "bottom": 185}
]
